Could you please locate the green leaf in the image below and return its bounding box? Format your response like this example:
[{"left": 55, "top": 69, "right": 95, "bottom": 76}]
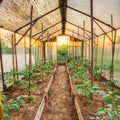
[
  {"left": 19, "top": 99, "right": 25, "bottom": 105},
  {"left": 2, "top": 94, "right": 6, "bottom": 103},
  {"left": 4, "top": 113, "right": 10, "bottom": 120},
  {"left": 10, "top": 104, "right": 20, "bottom": 112},
  {"left": 97, "top": 108, "right": 106, "bottom": 116},
  {"left": 108, "top": 111, "right": 116, "bottom": 120}
]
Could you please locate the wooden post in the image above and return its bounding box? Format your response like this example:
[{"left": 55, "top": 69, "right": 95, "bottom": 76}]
[
  {"left": 0, "top": 31, "right": 6, "bottom": 91},
  {"left": 89, "top": 40, "right": 90, "bottom": 61},
  {"left": 95, "top": 37, "right": 98, "bottom": 65},
  {"left": 110, "top": 15, "right": 116, "bottom": 82},
  {"left": 28, "top": 5, "right": 33, "bottom": 96},
  {"left": 90, "top": 0, "right": 94, "bottom": 88},
  {"left": 14, "top": 33, "right": 18, "bottom": 79},
  {"left": 41, "top": 23, "right": 45, "bottom": 63},
  {"left": 11, "top": 33, "right": 15, "bottom": 82},
  {"left": 82, "top": 21, "right": 85, "bottom": 66},
  {"left": 29, "top": 6, "right": 33, "bottom": 68},
  {"left": 0, "top": 32, "right": 5, "bottom": 91},
  {"left": 101, "top": 35, "right": 105, "bottom": 74},
  {"left": 24, "top": 37, "right": 26, "bottom": 66},
  {"left": 72, "top": 31, "right": 74, "bottom": 59}
]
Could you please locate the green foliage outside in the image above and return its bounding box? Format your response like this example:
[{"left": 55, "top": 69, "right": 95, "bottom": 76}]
[{"left": 57, "top": 45, "right": 68, "bottom": 61}]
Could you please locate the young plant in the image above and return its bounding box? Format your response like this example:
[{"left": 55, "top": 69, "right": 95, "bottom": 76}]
[
  {"left": 97, "top": 90, "right": 120, "bottom": 120},
  {"left": 0, "top": 94, "right": 25, "bottom": 120},
  {"left": 76, "top": 80, "right": 98, "bottom": 103}
]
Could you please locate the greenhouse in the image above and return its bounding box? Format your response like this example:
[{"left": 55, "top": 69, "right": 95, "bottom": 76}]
[{"left": 0, "top": 0, "right": 120, "bottom": 120}]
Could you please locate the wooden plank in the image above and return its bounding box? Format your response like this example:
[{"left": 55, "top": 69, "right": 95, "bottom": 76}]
[
  {"left": 66, "top": 66, "right": 74, "bottom": 97},
  {"left": 34, "top": 97, "right": 45, "bottom": 120},
  {"left": 74, "top": 96, "right": 84, "bottom": 120},
  {"left": 34, "top": 64, "right": 57, "bottom": 120}
]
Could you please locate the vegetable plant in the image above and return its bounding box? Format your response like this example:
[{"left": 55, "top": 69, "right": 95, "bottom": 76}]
[
  {"left": 0, "top": 94, "right": 25, "bottom": 120},
  {"left": 76, "top": 80, "right": 98, "bottom": 103},
  {"left": 97, "top": 90, "right": 120, "bottom": 120}
]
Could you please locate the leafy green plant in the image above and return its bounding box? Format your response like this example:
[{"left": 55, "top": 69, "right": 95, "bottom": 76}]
[
  {"left": 0, "top": 94, "right": 26, "bottom": 120},
  {"left": 97, "top": 90, "right": 120, "bottom": 120},
  {"left": 76, "top": 80, "right": 98, "bottom": 103},
  {"left": 5, "top": 70, "right": 19, "bottom": 87}
]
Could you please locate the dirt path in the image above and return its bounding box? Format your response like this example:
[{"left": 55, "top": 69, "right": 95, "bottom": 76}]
[{"left": 41, "top": 65, "right": 78, "bottom": 120}]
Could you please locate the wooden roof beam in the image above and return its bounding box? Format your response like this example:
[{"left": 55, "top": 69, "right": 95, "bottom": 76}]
[
  {"left": 15, "top": 5, "right": 62, "bottom": 32},
  {"left": 59, "top": 0, "right": 67, "bottom": 34},
  {"left": 67, "top": 5, "right": 116, "bottom": 30},
  {"left": 32, "top": 21, "right": 61, "bottom": 38}
]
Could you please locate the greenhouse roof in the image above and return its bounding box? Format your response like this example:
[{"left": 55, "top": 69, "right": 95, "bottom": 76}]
[{"left": 0, "top": 0, "right": 120, "bottom": 40}]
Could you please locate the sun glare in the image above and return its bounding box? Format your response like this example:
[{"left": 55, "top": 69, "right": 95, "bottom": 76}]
[{"left": 57, "top": 36, "right": 69, "bottom": 46}]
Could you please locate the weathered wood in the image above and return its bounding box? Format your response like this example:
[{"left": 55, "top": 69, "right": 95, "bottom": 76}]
[
  {"left": 74, "top": 96, "right": 84, "bottom": 120},
  {"left": 0, "top": 32, "right": 5, "bottom": 91},
  {"left": 15, "top": 6, "right": 61, "bottom": 32},
  {"left": 32, "top": 21, "right": 61, "bottom": 38},
  {"left": 90, "top": 0, "right": 94, "bottom": 88},
  {"left": 66, "top": 66, "right": 74, "bottom": 97},
  {"left": 34, "top": 97, "right": 45, "bottom": 120},
  {"left": 94, "top": 20, "right": 112, "bottom": 42},
  {"left": 34, "top": 65, "right": 57, "bottom": 120},
  {"left": 67, "top": 5, "right": 115, "bottom": 30}
]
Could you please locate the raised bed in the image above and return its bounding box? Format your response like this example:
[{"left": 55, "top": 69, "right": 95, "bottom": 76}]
[
  {"left": 4, "top": 64, "right": 57, "bottom": 120},
  {"left": 67, "top": 65, "right": 83, "bottom": 120},
  {"left": 34, "top": 64, "right": 57, "bottom": 120},
  {"left": 67, "top": 64, "right": 120, "bottom": 120}
]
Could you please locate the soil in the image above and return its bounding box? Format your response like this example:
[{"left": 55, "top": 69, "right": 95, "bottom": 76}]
[
  {"left": 70, "top": 71, "right": 117, "bottom": 120},
  {"left": 5, "top": 73, "right": 52, "bottom": 120},
  {"left": 41, "top": 65, "right": 78, "bottom": 120}
]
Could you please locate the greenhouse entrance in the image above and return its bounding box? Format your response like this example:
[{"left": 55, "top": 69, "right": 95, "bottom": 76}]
[
  {"left": 0, "top": 0, "right": 120, "bottom": 120},
  {"left": 57, "top": 36, "right": 68, "bottom": 61}
]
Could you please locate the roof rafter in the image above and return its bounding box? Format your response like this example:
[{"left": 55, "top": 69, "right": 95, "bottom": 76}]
[
  {"left": 15, "top": 5, "right": 62, "bottom": 32},
  {"left": 66, "top": 29, "right": 90, "bottom": 40},
  {"left": 67, "top": 5, "right": 116, "bottom": 30},
  {"left": 32, "top": 21, "right": 61, "bottom": 38}
]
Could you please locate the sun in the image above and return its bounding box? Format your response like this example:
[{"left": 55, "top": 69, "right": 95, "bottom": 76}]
[{"left": 57, "top": 36, "right": 69, "bottom": 46}]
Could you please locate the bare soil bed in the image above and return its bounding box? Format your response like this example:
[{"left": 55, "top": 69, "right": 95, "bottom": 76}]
[
  {"left": 5, "top": 73, "right": 52, "bottom": 120},
  {"left": 41, "top": 65, "right": 78, "bottom": 120}
]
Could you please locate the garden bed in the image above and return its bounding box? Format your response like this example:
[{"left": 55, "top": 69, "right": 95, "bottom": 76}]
[
  {"left": 4, "top": 63, "right": 57, "bottom": 120},
  {"left": 67, "top": 62, "right": 120, "bottom": 120}
]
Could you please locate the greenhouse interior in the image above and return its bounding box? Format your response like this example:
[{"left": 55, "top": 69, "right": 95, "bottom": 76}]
[{"left": 0, "top": 0, "right": 120, "bottom": 120}]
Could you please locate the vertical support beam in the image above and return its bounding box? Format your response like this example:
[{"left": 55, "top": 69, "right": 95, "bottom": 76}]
[
  {"left": 89, "top": 40, "right": 90, "bottom": 61},
  {"left": 101, "top": 35, "right": 105, "bottom": 74},
  {"left": 82, "top": 20, "right": 85, "bottom": 65},
  {"left": 0, "top": 32, "right": 5, "bottom": 91},
  {"left": 90, "top": 0, "right": 94, "bottom": 87},
  {"left": 12, "top": 33, "right": 15, "bottom": 80},
  {"left": 24, "top": 36, "right": 26, "bottom": 66},
  {"left": 37, "top": 41, "right": 40, "bottom": 64},
  {"left": 29, "top": 6, "right": 33, "bottom": 69},
  {"left": 41, "top": 23, "right": 45, "bottom": 63},
  {"left": 28, "top": 5, "right": 33, "bottom": 96},
  {"left": 110, "top": 15, "right": 116, "bottom": 82},
  {"left": 72, "top": 31, "right": 74, "bottom": 59},
  {"left": 85, "top": 41, "right": 86, "bottom": 60},
  {"left": 95, "top": 37, "right": 98, "bottom": 65},
  {"left": 14, "top": 33, "right": 18, "bottom": 77},
  {"left": 77, "top": 27, "right": 80, "bottom": 57}
]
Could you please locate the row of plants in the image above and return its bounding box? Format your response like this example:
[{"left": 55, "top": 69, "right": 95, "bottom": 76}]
[
  {"left": 67, "top": 57, "right": 120, "bottom": 120},
  {"left": 1, "top": 61, "right": 56, "bottom": 120}
]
